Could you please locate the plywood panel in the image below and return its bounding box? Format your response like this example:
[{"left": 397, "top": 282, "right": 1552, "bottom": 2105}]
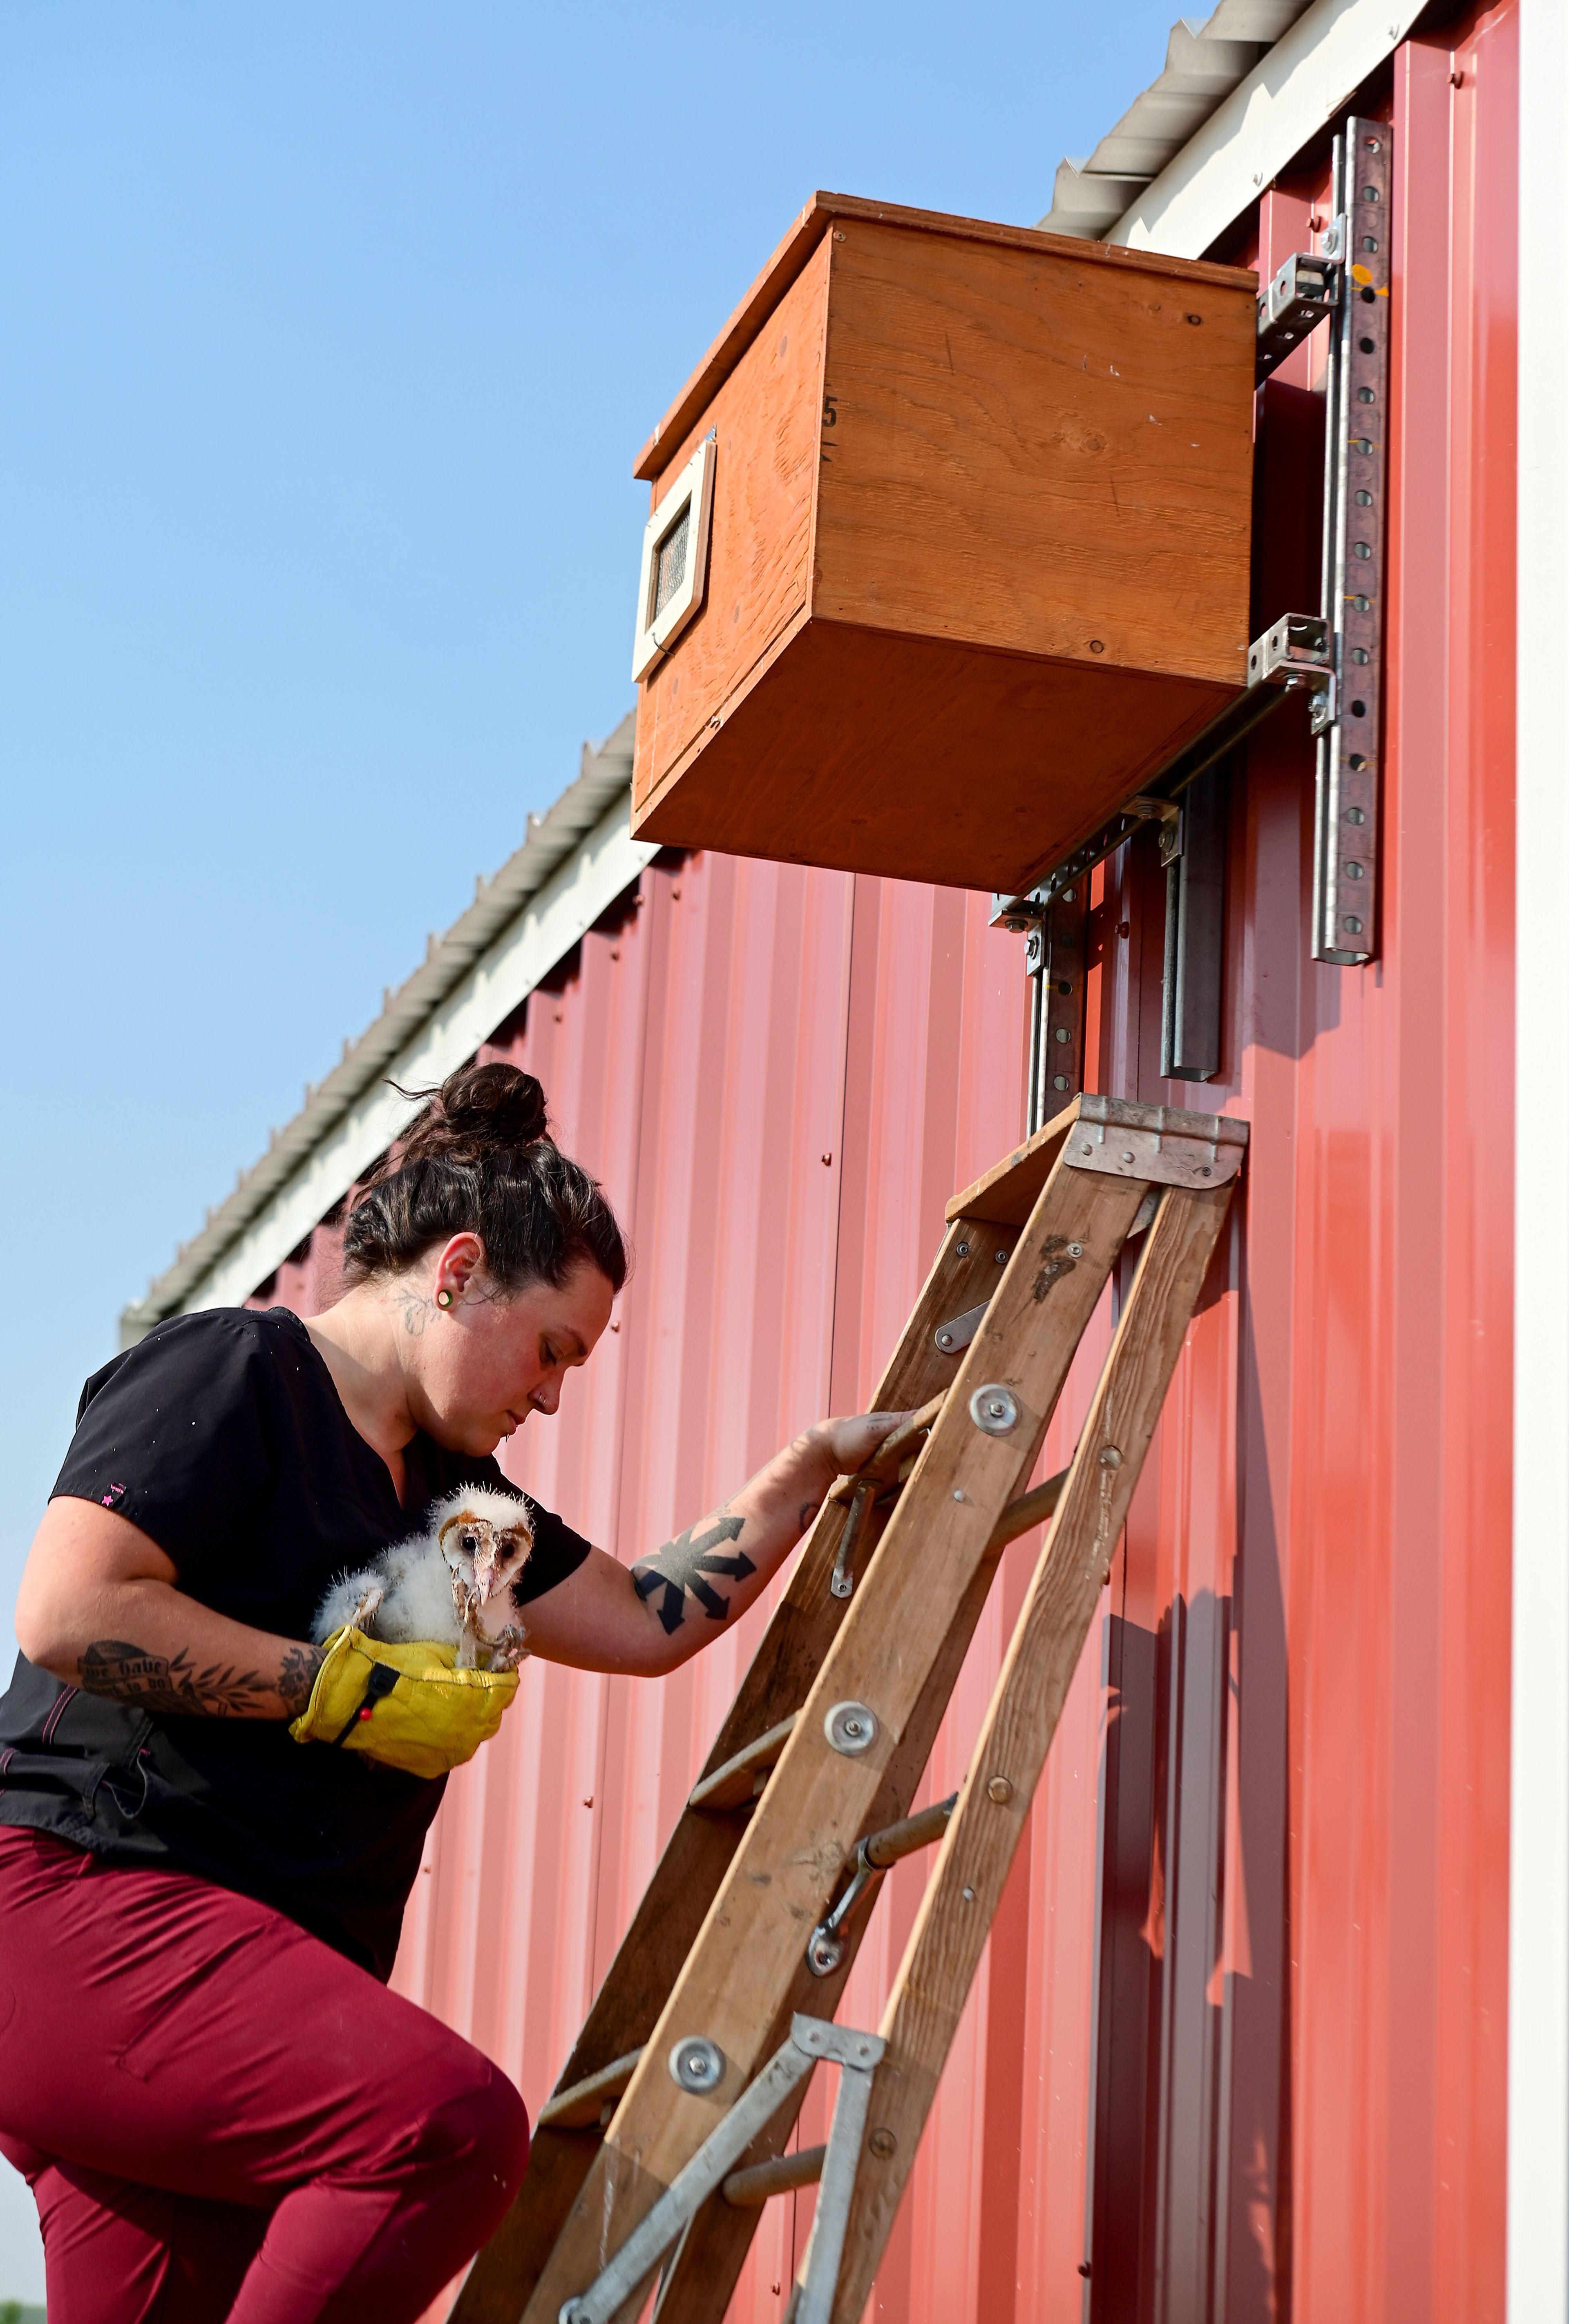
[
  {"left": 635, "top": 616, "right": 1234, "bottom": 896},
  {"left": 633, "top": 237, "right": 829, "bottom": 803},
  {"left": 814, "top": 217, "right": 1254, "bottom": 684}
]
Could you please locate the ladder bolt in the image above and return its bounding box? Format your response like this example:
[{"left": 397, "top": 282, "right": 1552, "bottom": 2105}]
[
  {"left": 986, "top": 1776, "right": 1014, "bottom": 1804},
  {"left": 1099, "top": 1446, "right": 1124, "bottom": 1469},
  {"left": 994, "top": 1248, "right": 1008, "bottom": 1264},
  {"left": 970, "top": 1385, "right": 1020, "bottom": 1435},
  {"left": 669, "top": 2036, "right": 726, "bottom": 2094},
  {"left": 955, "top": 1240, "right": 971, "bottom": 1257},
  {"left": 825, "top": 1701, "right": 879, "bottom": 1755},
  {"left": 962, "top": 1886, "right": 977, "bottom": 1904},
  {"left": 869, "top": 2129, "right": 897, "bottom": 2159}
]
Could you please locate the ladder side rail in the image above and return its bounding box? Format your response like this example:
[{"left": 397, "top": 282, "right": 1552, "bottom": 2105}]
[
  {"left": 452, "top": 1213, "right": 1024, "bottom": 2324},
  {"left": 649, "top": 1514, "right": 1025, "bottom": 2324},
  {"left": 520, "top": 1160, "right": 1148, "bottom": 2324},
  {"left": 824, "top": 1179, "right": 1236, "bottom": 2324}
]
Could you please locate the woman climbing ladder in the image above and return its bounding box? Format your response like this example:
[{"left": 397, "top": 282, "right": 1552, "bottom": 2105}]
[{"left": 0, "top": 1063, "right": 900, "bottom": 2323}]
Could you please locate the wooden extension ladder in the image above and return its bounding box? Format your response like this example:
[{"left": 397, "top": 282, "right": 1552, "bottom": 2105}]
[{"left": 454, "top": 1093, "right": 1247, "bottom": 2324}]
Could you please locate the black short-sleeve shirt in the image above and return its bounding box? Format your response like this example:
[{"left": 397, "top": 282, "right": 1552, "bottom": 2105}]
[{"left": 0, "top": 1307, "right": 592, "bottom": 1979}]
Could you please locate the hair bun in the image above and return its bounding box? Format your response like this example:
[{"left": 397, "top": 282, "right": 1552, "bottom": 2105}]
[
  {"left": 437, "top": 1063, "right": 549, "bottom": 1149},
  {"left": 345, "top": 1059, "right": 627, "bottom": 1295},
  {"left": 389, "top": 1063, "right": 550, "bottom": 1169}
]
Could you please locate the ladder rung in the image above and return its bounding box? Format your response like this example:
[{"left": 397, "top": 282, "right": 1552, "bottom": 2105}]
[
  {"left": 987, "top": 1467, "right": 1066, "bottom": 1552},
  {"left": 827, "top": 1394, "right": 946, "bottom": 1505},
  {"left": 870, "top": 1392, "right": 946, "bottom": 1473},
  {"left": 688, "top": 1714, "right": 799, "bottom": 1812},
  {"left": 536, "top": 2047, "right": 643, "bottom": 2132},
  {"left": 862, "top": 1795, "right": 956, "bottom": 1870},
  {"left": 722, "top": 2143, "right": 826, "bottom": 2207}
]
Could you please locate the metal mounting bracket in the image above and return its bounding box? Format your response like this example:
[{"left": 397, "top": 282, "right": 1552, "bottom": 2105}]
[
  {"left": 995, "top": 115, "right": 1392, "bottom": 1073},
  {"left": 992, "top": 612, "right": 1332, "bottom": 942},
  {"left": 782, "top": 2021, "right": 888, "bottom": 2324},
  {"left": 1311, "top": 118, "right": 1393, "bottom": 965},
  {"left": 1004, "top": 875, "right": 1088, "bottom": 1134},
  {"left": 1062, "top": 1095, "right": 1248, "bottom": 1190},
  {"left": 560, "top": 2016, "right": 877, "bottom": 2324},
  {"left": 1256, "top": 242, "right": 1341, "bottom": 381}
]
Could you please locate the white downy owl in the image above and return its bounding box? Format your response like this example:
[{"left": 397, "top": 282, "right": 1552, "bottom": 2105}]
[{"left": 311, "top": 1486, "right": 536, "bottom": 1670}]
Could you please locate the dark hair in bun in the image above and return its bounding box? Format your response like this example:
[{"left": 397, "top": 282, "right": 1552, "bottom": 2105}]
[{"left": 342, "top": 1062, "right": 627, "bottom": 1296}]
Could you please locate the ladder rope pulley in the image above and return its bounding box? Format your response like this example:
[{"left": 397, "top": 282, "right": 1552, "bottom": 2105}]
[{"left": 453, "top": 1092, "right": 1247, "bottom": 2324}]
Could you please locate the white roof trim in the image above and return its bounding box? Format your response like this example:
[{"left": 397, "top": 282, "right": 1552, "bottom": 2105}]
[
  {"left": 122, "top": 710, "right": 650, "bottom": 1341},
  {"left": 1041, "top": 0, "right": 1426, "bottom": 257},
  {"left": 1111, "top": 0, "right": 1431, "bottom": 259}
]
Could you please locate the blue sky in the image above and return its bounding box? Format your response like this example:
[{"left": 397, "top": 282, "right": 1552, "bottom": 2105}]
[{"left": 0, "top": 0, "right": 1186, "bottom": 2294}]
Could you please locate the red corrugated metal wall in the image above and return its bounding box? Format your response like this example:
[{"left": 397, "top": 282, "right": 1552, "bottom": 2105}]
[{"left": 254, "top": 11, "right": 1516, "bottom": 2312}]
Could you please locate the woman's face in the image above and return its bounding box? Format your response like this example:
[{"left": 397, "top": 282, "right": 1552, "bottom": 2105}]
[{"left": 403, "top": 1245, "right": 616, "bottom": 1455}]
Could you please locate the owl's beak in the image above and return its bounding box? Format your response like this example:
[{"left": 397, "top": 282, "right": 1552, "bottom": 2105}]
[{"left": 472, "top": 1540, "right": 505, "bottom": 1602}]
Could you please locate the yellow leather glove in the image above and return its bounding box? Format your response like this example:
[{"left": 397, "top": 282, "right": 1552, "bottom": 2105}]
[{"left": 288, "top": 1628, "right": 519, "bottom": 1781}]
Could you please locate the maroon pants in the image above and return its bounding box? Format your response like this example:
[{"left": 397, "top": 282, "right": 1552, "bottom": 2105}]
[{"left": 0, "top": 1828, "right": 529, "bottom": 2323}]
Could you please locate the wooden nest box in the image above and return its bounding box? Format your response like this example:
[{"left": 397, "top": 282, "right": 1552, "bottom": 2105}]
[{"left": 628, "top": 194, "right": 1258, "bottom": 896}]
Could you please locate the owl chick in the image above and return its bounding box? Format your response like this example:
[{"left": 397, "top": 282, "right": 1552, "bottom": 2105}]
[{"left": 311, "top": 1486, "right": 536, "bottom": 1671}]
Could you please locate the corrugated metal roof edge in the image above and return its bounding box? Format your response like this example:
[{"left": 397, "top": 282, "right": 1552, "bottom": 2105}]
[
  {"left": 1038, "top": 0, "right": 1449, "bottom": 250},
  {"left": 121, "top": 709, "right": 638, "bottom": 1339},
  {"left": 1039, "top": 0, "right": 1316, "bottom": 240}
]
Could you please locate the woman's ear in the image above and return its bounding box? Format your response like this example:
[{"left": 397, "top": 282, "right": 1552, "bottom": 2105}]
[{"left": 433, "top": 1233, "right": 486, "bottom": 1310}]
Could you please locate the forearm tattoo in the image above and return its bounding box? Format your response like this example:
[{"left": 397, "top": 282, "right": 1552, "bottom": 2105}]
[
  {"left": 631, "top": 1515, "right": 757, "bottom": 1636},
  {"left": 79, "top": 1639, "right": 323, "bottom": 1719},
  {"left": 277, "top": 1643, "right": 323, "bottom": 1716}
]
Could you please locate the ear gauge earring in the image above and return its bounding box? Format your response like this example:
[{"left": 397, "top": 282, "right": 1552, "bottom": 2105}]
[{"left": 436, "top": 1288, "right": 454, "bottom": 1309}]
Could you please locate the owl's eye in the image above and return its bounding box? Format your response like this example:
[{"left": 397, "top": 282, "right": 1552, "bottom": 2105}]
[{"left": 461, "top": 1529, "right": 481, "bottom": 1553}]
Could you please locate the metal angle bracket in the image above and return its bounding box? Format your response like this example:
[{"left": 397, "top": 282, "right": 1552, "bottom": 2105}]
[
  {"left": 994, "top": 875, "right": 1088, "bottom": 1136},
  {"left": 1062, "top": 1095, "right": 1248, "bottom": 1191},
  {"left": 783, "top": 2020, "right": 888, "bottom": 2324},
  {"left": 558, "top": 2017, "right": 878, "bottom": 2324},
  {"left": 1249, "top": 612, "right": 1337, "bottom": 731},
  {"left": 1312, "top": 118, "right": 1393, "bottom": 966},
  {"left": 1256, "top": 240, "right": 1342, "bottom": 381},
  {"left": 933, "top": 1297, "right": 990, "bottom": 1355},
  {"left": 990, "top": 614, "right": 1332, "bottom": 934}
]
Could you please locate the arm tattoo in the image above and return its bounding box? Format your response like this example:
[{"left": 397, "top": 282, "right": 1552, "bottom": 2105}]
[
  {"left": 277, "top": 1643, "right": 324, "bottom": 1717},
  {"left": 78, "top": 1639, "right": 318, "bottom": 1720},
  {"left": 631, "top": 1516, "right": 756, "bottom": 1637}
]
